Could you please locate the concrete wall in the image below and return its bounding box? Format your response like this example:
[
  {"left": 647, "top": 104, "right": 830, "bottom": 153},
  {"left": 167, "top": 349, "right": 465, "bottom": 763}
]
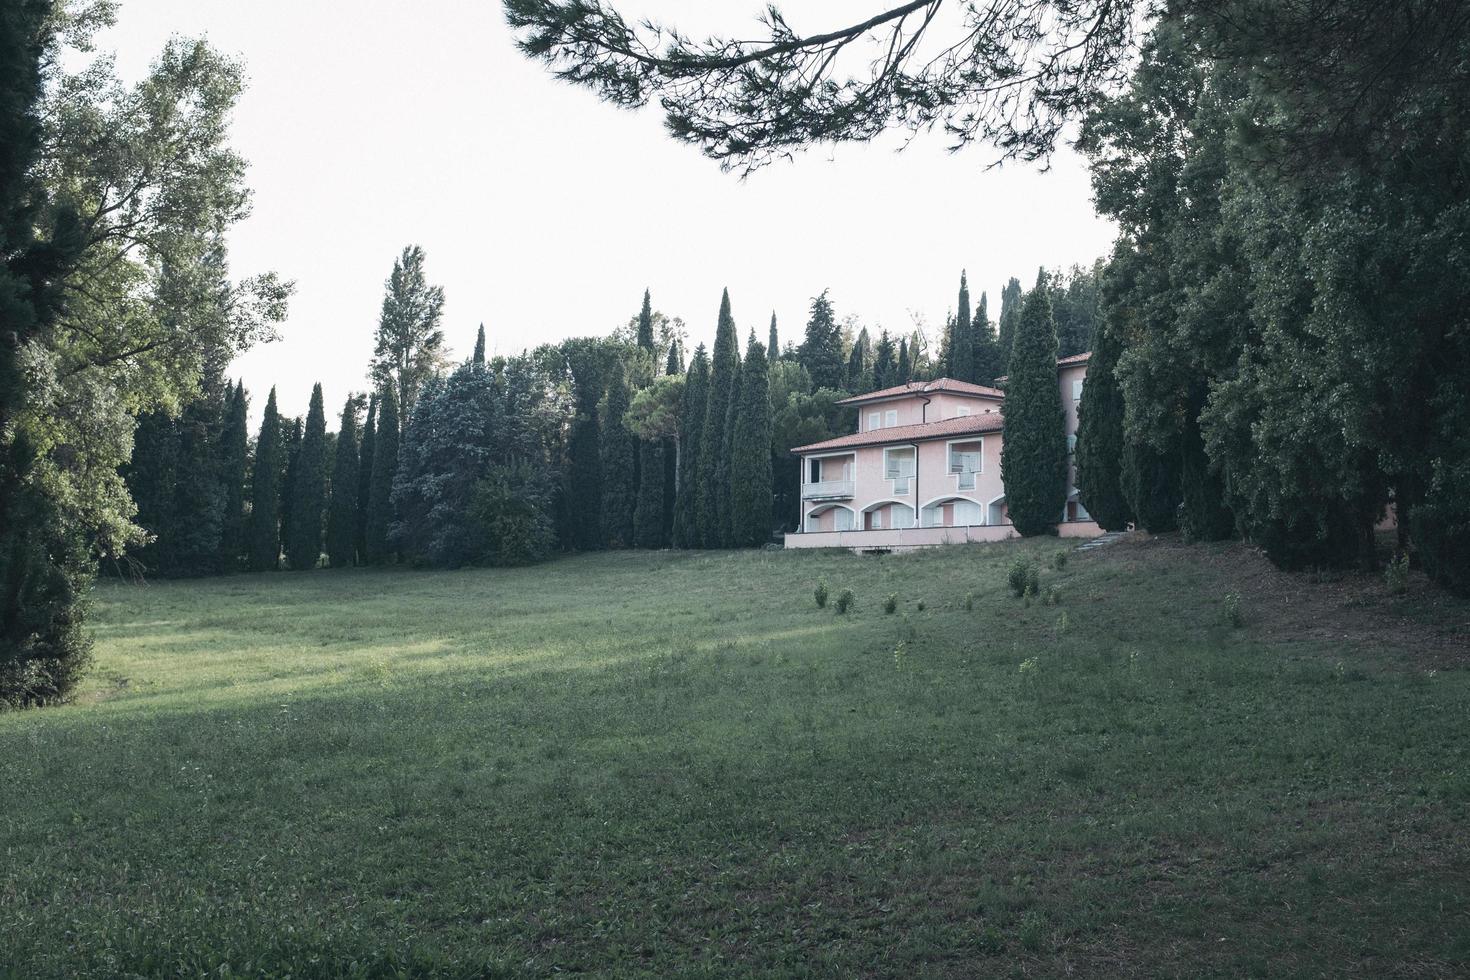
[{"left": 785, "top": 520, "right": 1102, "bottom": 551}]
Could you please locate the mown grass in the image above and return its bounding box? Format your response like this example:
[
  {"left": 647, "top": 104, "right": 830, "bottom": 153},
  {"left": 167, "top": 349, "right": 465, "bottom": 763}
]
[{"left": 2, "top": 537, "right": 1467, "bottom": 978}]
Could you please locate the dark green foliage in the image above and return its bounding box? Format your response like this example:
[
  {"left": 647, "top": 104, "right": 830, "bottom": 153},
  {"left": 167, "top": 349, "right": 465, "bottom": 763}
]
[
  {"left": 664, "top": 340, "right": 681, "bottom": 375},
  {"left": 1177, "top": 411, "right": 1233, "bottom": 543},
  {"left": 279, "top": 417, "right": 302, "bottom": 560},
  {"left": 561, "top": 336, "right": 625, "bottom": 551},
  {"left": 356, "top": 395, "right": 376, "bottom": 560},
  {"left": 365, "top": 385, "right": 400, "bottom": 564},
  {"left": 1000, "top": 276, "right": 1068, "bottom": 536},
  {"left": 946, "top": 271, "right": 975, "bottom": 382},
  {"left": 599, "top": 360, "right": 636, "bottom": 548},
  {"left": 1049, "top": 263, "right": 1102, "bottom": 357},
  {"left": 972, "top": 292, "right": 1002, "bottom": 386},
  {"left": 834, "top": 588, "right": 854, "bottom": 614},
  {"left": 473, "top": 323, "right": 486, "bottom": 366},
  {"left": 767, "top": 313, "right": 779, "bottom": 363},
  {"left": 729, "top": 336, "right": 773, "bottom": 547},
  {"left": 698, "top": 290, "right": 739, "bottom": 547},
  {"left": 247, "top": 388, "right": 283, "bottom": 571},
  {"left": 633, "top": 437, "right": 666, "bottom": 548},
  {"left": 218, "top": 382, "right": 248, "bottom": 571},
  {"left": 672, "top": 345, "right": 709, "bottom": 548},
  {"left": 470, "top": 462, "right": 558, "bottom": 565},
  {"left": 996, "top": 277, "right": 1024, "bottom": 374},
  {"left": 636, "top": 288, "right": 654, "bottom": 351},
  {"left": 326, "top": 396, "right": 361, "bottom": 568},
  {"left": 124, "top": 390, "right": 227, "bottom": 578},
  {"left": 896, "top": 338, "right": 911, "bottom": 382},
  {"left": 797, "top": 290, "right": 843, "bottom": 391},
  {"left": 370, "top": 245, "right": 445, "bottom": 418},
  {"left": 813, "top": 581, "right": 828, "bottom": 608},
  {"left": 1074, "top": 317, "right": 1132, "bottom": 531},
  {"left": 845, "top": 327, "right": 870, "bottom": 393},
  {"left": 287, "top": 385, "right": 328, "bottom": 571},
  {"left": 1121, "top": 439, "right": 1179, "bottom": 534},
  {"left": 871, "top": 331, "right": 896, "bottom": 389}
]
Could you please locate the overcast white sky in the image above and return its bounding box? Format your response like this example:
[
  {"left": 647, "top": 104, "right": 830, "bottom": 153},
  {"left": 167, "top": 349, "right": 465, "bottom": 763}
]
[{"left": 96, "top": 1, "right": 1117, "bottom": 425}]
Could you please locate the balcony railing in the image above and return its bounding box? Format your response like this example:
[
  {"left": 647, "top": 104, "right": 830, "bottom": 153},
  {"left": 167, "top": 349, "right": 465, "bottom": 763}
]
[{"left": 802, "top": 479, "right": 855, "bottom": 500}]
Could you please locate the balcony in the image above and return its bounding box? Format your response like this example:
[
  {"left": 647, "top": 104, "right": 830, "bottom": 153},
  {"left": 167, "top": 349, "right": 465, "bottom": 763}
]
[{"left": 802, "top": 479, "right": 855, "bottom": 501}]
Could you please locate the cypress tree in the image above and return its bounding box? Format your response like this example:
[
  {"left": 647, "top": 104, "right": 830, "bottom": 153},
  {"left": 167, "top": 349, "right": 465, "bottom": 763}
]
[
  {"left": 1000, "top": 273, "right": 1068, "bottom": 536},
  {"left": 897, "top": 338, "right": 911, "bottom": 381},
  {"left": 797, "top": 290, "right": 844, "bottom": 390},
  {"left": 719, "top": 350, "right": 743, "bottom": 545},
  {"left": 1122, "top": 439, "right": 1180, "bottom": 533},
  {"left": 767, "top": 313, "right": 779, "bottom": 362},
  {"left": 698, "top": 290, "right": 739, "bottom": 547},
  {"left": 872, "top": 331, "right": 896, "bottom": 389},
  {"left": 247, "top": 387, "right": 283, "bottom": 571},
  {"left": 636, "top": 288, "right": 655, "bottom": 352},
  {"left": 948, "top": 271, "right": 976, "bottom": 382},
  {"left": 599, "top": 360, "right": 636, "bottom": 547},
  {"left": 473, "top": 323, "right": 486, "bottom": 366},
  {"left": 845, "top": 327, "right": 870, "bottom": 392},
  {"left": 730, "top": 335, "right": 773, "bottom": 547},
  {"left": 1074, "top": 317, "right": 1133, "bottom": 531},
  {"left": 356, "top": 395, "right": 376, "bottom": 560},
  {"left": 673, "top": 345, "right": 709, "bottom": 548},
  {"left": 633, "top": 437, "right": 666, "bottom": 548},
  {"left": 280, "top": 417, "right": 302, "bottom": 556},
  {"left": 665, "top": 339, "right": 682, "bottom": 375},
  {"left": 973, "top": 292, "right": 1002, "bottom": 386},
  {"left": 217, "top": 381, "right": 248, "bottom": 571},
  {"left": 287, "top": 384, "right": 328, "bottom": 570},
  {"left": 997, "top": 276, "right": 1024, "bottom": 375},
  {"left": 366, "top": 384, "right": 400, "bottom": 563},
  {"left": 326, "top": 396, "right": 361, "bottom": 567}
]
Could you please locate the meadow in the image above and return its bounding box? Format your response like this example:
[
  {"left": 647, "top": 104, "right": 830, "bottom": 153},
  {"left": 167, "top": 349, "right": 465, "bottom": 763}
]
[{"left": 2, "top": 536, "right": 1467, "bottom": 978}]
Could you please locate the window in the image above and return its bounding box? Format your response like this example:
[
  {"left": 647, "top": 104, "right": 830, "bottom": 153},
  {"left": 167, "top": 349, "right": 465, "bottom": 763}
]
[
  {"left": 1072, "top": 378, "right": 1084, "bottom": 401},
  {"left": 885, "top": 448, "right": 916, "bottom": 494},
  {"left": 870, "top": 509, "right": 883, "bottom": 530},
  {"left": 885, "top": 409, "right": 898, "bottom": 427},
  {"left": 955, "top": 406, "right": 971, "bottom": 417},
  {"left": 868, "top": 411, "right": 880, "bottom": 431},
  {"left": 949, "top": 440, "right": 982, "bottom": 491},
  {"left": 809, "top": 458, "right": 820, "bottom": 483}
]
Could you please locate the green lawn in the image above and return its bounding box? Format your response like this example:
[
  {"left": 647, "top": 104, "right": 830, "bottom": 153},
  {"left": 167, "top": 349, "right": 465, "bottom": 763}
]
[{"left": 2, "top": 537, "right": 1467, "bottom": 978}]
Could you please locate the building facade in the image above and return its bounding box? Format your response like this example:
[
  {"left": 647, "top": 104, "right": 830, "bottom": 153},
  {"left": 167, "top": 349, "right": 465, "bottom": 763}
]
[{"left": 784, "top": 354, "right": 1098, "bottom": 550}]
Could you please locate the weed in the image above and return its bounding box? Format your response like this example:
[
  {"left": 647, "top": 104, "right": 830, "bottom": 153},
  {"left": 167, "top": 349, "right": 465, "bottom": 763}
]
[
  {"left": 883, "top": 593, "right": 897, "bottom": 615},
  {"left": 1385, "top": 553, "right": 1409, "bottom": 595},
  {"left": 893, "top": 639, "right": 908, "bottom": 672},
  {"left": 964, "top": 591, "right": 975, "bottom": 612},
  {"left": 1224, "top": 591, "right": 1243, "bottom": 627},
  {"left": 835, "top": 589, "right": 854, "bottom": 614},
  {"left": 916, "top": 599, "right": 926, "bottom": 612},
  {"left": 814, "top": 581, "right": 829, "bottom": 608},
  {"left": 1052, "top": 550, "right": 1069, "bottom": 570},
  {"left": 1044, "top": 585, "right": 1061, "bottom": 606},
  {"left": 1055, "top": 610, "right": 1070, "bottom": 638}
]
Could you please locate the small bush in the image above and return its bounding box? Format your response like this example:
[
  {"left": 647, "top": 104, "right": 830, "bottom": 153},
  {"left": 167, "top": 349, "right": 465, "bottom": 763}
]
[
  {"left": 1055, "top": 610, "right": 1070, "bottom": 637},
  {"left": 916, "top": 599, "right": 926, "bottom": 612},
  {"left": 1052, "top": 550, "right": 1069, "bottom": 570},
  {"left": 835, "top": 589, "right": 854, "bottom": 614},
  {"left": 893, "top": 639, "right": 908, "bottom": 672},
  {"left": 1224, "top": 591, "right": 1243, "bottom": 627},
  {"left": 814, "top": 581, "right": 829, "bottom": 608},
  {"left": 883, "top": 593, "right": 897, "bottom": 615},
  {"left": 1007, "top": 556, "right": 1035, "bottom": 597},
  {"left": 1385, "top": 553, "right": 1410, "bottom": 595}
]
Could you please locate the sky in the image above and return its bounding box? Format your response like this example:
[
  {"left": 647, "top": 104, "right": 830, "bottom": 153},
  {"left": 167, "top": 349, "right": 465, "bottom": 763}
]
[{"left": 94, "top": 1, "right": 1118, "bottom": 425}]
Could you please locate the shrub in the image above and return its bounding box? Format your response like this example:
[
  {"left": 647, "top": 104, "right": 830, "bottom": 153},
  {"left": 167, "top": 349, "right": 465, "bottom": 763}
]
[
  {"left": 814, "top": 581, "right": 829, "bottom": 608},
  {"left": 1055, "top": 610, "right": 1070, "bottom": 637},
  {"left": 1385, "top": 553, "right": 1410, "bottom": 595},
  {"left": 916, "top": 599, "right": 926, "bottom": 612},
  {"left": 1052, "top": 550, "right": 1069, "bottom": 570},
  {"left": 1044, "top": 585, "right": 1061, "bottom": 606},
  {"left": 1223, "top": 591, "right": 1243, "bottom": 627},
  {"left": 1007, "top": 556, "right": 1034, "bottom": 597},
  {"left": 893, "top": 639, "right": 908, "bottom": 672},
  {"left": 883, "top": 593, "right": 897, "bottom": 615},
  {"left": 835, "top": 588, "right": 855, "bottom": 614}
]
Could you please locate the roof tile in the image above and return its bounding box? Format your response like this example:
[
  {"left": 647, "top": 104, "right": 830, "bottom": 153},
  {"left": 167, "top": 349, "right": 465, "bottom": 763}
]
[{"left": 792, "top": 412, "right": 1004, "bottom": 454}]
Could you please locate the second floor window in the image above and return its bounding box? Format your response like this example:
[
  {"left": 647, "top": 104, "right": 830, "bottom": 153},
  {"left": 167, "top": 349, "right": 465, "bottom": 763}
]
[
  {"left": 868, "top": 411, "right": 880, "bottom": 431},
  {"left": 885, "top": 409, "right": 898, "bottom": 427}
]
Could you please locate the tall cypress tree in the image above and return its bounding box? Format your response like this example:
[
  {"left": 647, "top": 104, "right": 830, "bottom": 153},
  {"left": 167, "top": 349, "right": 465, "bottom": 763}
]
[
  {"left": 797, "top": 290, "right": 843, "bottom": 390},
  {"left": 948, "top": 271, "right": 976, "bottom": 381},
  {"left": 633, "top": 437, "right": 665, "bottom": 548},
  {"left": 247, "top": 387, "right": 283, "bottom": 571},
  {"left": 473, "top": 323, "right": 486, "bottom": 366},
  {"left": 730, "top": 335, "right": 773, "bottom": 547},
  {"left": 217, "top": 381, "right": 249, "bottom": 571},
  {"left": 599, "top": 360, "right": 636, "bottom": 547},
  {"left": 872, "top": 330, "right": 896, "bottom": 389},
  {"left": 973, "top": 291, "right": 1002, "bottom": 386},
  {"left": 719, "top": 350, "right": 743, "bottom": 545},
  {"left": 673, "top": 345, "right": 709, "bottom": 548},
  {"left": 845, "top": 327, "right": 870, "bottom": 392},
  {"left": 897, "top": 338, "right": 911, "bottom": 382},
  {"left": 287, "top": 384, "right": 327, "bottom": 570},
  {"left": 698, "top": 290, "right": 739, "bottom": 547},
  {"left": 356, "top": 394, "right": 376, "bottom": 560},
  {"left": 767, "top": 313, "right": 779, "bottom": 362},
  {"left": 636, "top": 288, "right": 655, "bottom": 352},
  {"left": 997, "top": 276, "right": 1024, "bottom": 375},
  {"left": 366, "top": 384, "right": 400, "bottom": 563},
  {"left": 1074, "top": 317, "right": 1133, "bottom": 531},
  {"left": 326, "top": 396, "right": 361, "bottom": 567},
  {"left": 1000, "top": 273, "right": 1068, "bottom": 536},
  {"left": 665, "top": 340, "right": 682, "bottom": 375},
  {"left": 279, "top": 417, "right": 302, "bottom": 557}
]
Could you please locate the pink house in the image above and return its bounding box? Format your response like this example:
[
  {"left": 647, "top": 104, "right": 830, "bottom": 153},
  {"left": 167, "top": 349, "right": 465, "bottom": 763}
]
[{"left": 784, "top": 353, "right": 1100, "bottom": 550}]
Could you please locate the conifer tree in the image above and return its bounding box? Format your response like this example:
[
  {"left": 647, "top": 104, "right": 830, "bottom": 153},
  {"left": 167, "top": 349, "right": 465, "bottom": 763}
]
[
  {"left": 947, "top": 271, "right": 976, "bottom": 381},
  {"left": 719, "top": 351, "right": 744, "bottom": 545},
  {"left": 636, "top": 288, "right": 655, "bottom": 352},
  {"left": 356, "top": 395, "right": 376, "bottom": 560},
  {"left": 218, "top": 381, "right": 248, "bottom": 570},
  {"left": 897, "top": 338, "right": 911, "bottom": 381},
  {"left": 279, "top": 417, "right": 302, "bottom": 562},
  {"left": 473, "top": 323, "right": 486, "bottom": 366},
  {"left": 767, "top": 313, "right": 779, "bottom": 362},
  {"left": 366, "top": 385, "right": 400, "bottom": 563},
  {"left": 872, "top": 331, "right": 897, "bottom": 389},
  {"left": 845, "top": 327, "right": 870, "bottom": 391},
  {"left": 1000, "top": 273, "right": 1068, "bottom": 536},
  {"left": 287, "top": 384, "right": 328, "bottom": 570},
  {"left": 730, "top": 335, "right": 773, "bottom": 547},
  {"left": 326, "top": 396, "right": 361, "bottom": 567},
  {"left": 599, "top": 360, "right": 636, "bottom": 547},
  {"left": 797, "top": 290, "right": 844, "bottom": 390},
  {"left": 1074, "top": 318, "right": 1132, "bottom": 531},
  {"left": 633, "top": 437, "right": 665, "bottom": 548},
  {"left": 698, "top": 290, "right": 739, "bottom": 547},
  {"left": 247, "top": 387, "right": 283, "bottom": 571},
  {"left": 665, "top": 339, "right": 682, "bottom": 375},
  {"left": 673, "top": 345, "right": 709, "bottom": 548},
  {"left": 973, "top": 291, "right": 1002, "bottom": 385},
  {"left": 997, "top": 276, "right": 1024, "bottom": 375}
]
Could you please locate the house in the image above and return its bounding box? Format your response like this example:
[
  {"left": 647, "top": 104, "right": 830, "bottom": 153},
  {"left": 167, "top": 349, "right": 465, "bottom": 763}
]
[{"left": 784, "top": 352, "right": 1100, "bottom": 550}]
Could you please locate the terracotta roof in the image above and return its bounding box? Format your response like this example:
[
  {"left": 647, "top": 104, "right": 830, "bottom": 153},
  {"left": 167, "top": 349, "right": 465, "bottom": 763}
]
[
  {"left": 994, "top": 351, "right": 1091, "bottom": 384},
  {"left": 792, "top": 412, "right": 1005, "bottom": 455},
  {"left": 836, "top": 377, "right": 1005, "bottom": 406}
]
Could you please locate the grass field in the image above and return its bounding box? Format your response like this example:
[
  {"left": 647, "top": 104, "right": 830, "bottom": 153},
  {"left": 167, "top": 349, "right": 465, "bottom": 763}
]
[{"left": 2, "top": 536, "right": 1468, "bottom": 978}]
